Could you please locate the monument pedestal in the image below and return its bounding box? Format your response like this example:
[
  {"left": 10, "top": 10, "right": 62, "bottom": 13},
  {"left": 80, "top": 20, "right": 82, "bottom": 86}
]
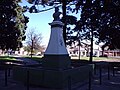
[{"left": 43, "top": 54, "right": 71, "bottom": 70}]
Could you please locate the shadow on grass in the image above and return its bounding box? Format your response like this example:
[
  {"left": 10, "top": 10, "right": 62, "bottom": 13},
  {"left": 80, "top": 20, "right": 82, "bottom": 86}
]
[{"left": 25, "top": 56, "right": 43, "bottom": 63}]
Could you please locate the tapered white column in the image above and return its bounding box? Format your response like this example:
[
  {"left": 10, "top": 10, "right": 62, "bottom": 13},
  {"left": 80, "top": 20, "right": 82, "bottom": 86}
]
[{"left": 45, "top": 21, "right": 68, "bottom": 55}]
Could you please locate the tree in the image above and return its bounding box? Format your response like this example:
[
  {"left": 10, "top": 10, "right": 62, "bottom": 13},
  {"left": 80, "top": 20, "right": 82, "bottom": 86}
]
[
  {"left": 26, "top": 0, "right": 78, "bottom": 44},
  {"left": 75, "top": 0, "right": 120, "bottom": 48},
  {"left": 25, "top": 28, "right": 44, "bottom": 57},
  {"left": 0, "top": 0, "right": 29, "bottom": 51},
  {"left": 72, "top": 0, "right": 120, "bottom": 62}
]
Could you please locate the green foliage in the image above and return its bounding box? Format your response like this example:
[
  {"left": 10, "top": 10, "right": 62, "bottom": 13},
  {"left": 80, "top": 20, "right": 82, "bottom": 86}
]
[
  {"left": 0, "top": 0, "right": 29, "bottom": 50},
  {"left": 74, "top": 0, "right": 120, "bottom": 49},
  {"left": 0, "top": 56, "right": 16, "bottom": 61}
]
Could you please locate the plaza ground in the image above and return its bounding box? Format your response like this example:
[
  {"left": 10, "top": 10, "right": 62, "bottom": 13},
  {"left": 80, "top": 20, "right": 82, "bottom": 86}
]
[{"left": 0, "top": 56, "right": 120, "bottom": 90}]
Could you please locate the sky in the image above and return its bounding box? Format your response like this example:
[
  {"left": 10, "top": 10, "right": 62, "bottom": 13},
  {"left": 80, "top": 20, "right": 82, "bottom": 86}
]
[
  {"left": 19, "top": 0, "right": 81, "bottom": 47},
  {"left": 20, "top": 0, "right": 55, "bottom": 46}
]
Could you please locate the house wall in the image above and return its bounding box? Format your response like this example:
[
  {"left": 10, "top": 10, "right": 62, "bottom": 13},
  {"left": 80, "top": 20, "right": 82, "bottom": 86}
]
[{"left": 104, "top": 50, "right": 120, "bottom": 57}]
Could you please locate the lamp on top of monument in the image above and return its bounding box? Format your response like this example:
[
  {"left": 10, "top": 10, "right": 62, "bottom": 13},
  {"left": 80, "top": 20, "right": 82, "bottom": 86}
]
[{"left": 53, "top": 7, "right": 62, "bottom": 21}]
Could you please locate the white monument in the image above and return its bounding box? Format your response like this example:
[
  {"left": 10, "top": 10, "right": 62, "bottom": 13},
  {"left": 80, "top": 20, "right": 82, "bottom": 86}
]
[
  {"left": 45, "top": 21, "right": 68, "bottom": 55},
  {"left": 43, "top": 7, "right": 71, "bottom": 70}
]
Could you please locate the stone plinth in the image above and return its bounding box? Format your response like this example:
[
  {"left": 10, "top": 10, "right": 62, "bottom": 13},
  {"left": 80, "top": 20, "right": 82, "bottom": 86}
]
[{"left": 13, "top": 64, "right": 94, "bottom": 88}]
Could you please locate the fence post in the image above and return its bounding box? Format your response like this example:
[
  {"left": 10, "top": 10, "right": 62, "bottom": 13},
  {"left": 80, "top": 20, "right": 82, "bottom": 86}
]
[
  {"left": 68, "top": 76, "right": 71, "bottom": 90},
  {"left": 89, "top": 71, "right": 92, "bottom": 90},
  {"left": 8, "top": 68, "right": 11, "bottom": 77},
  {"left": 94, "top": 63, "right": 96, "bottom": 75},
  {"left": 27, "top": 70, "right": 30, "bottom": 90},
  {"left": 112, "top": 66, "right": 115, "bottom": 76},
  {"left": 99, "top": 66, "right": 102, "bottom": 85},
  {"left": 108, "top": 65, "right": 110, "bottom": 80},
  {"left": 5, "top": 68, "right": 8, "bottom": 86}
]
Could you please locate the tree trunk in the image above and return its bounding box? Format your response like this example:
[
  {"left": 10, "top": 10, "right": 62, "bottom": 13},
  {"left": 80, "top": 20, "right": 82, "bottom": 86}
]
[
  {"left": 31, "top": 40, "right": 33, "bottom": 58},
  {"left": 89, "top": 30, "right": 93, "bottom": 63},
  {"left": 62, "top": 1, "right": 67, "bottom": 45}
]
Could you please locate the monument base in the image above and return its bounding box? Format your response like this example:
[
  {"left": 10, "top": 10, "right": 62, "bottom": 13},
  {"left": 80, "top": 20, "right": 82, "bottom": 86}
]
[
  {"left": 13, "top": 64, "right": 94, "bottom": 89},
  {"left": 43, "top": 54, "right": 71, "bottom": 70}
]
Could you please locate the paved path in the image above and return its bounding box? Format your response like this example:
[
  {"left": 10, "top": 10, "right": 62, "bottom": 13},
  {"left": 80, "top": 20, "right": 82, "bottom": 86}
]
[{"left": 13, "top": 56, "right": 40, "bottom": 65}]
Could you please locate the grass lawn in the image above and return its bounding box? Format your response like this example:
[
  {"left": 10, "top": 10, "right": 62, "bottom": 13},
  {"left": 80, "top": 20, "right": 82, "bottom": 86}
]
[
  {"left": 0, "top": 56, "right": 16, "bottom": 61},
  {"left": 25, "top": 55, "right": 118, "bottom": 61},
  {"left": 71, "top": 56, "right": 109, "bottom": 60},
  {"left": 71, "top": 56, "right": 120, "bottom": 62},
  {"left": 22, "top": 55, "right": 120, "bottom": 64}
]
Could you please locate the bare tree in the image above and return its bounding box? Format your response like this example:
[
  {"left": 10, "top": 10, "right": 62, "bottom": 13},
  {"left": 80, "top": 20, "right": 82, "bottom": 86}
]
[{"left": 25, "top": 28, "right": 44, "bottom": 57}]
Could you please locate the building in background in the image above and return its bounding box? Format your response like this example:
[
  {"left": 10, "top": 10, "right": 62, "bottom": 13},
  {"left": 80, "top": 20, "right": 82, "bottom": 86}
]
[{"left": 67, "top": 40, "right": 102, "bottom": 57}]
